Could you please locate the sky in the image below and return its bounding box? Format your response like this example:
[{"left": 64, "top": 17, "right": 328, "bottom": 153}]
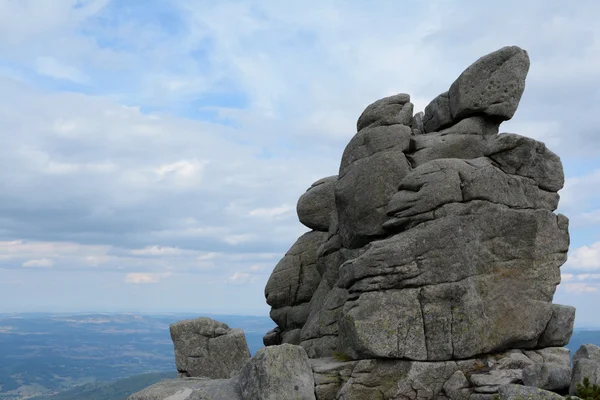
[{"left": 0, "top": 0, "right": 599, "bottom": 326}]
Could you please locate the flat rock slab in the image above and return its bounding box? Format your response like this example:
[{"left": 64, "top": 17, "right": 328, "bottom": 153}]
[{"left": 127, "top": 378, "right": 242, "bottom": 400}]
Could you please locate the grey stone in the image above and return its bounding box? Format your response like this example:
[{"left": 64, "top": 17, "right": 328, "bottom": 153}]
[
  {"left": 487, "top": 133, "right": 564, "bottom": 192},
  {"left": 262, "top": 327, "right": 281, "bottom": 347},
  {"left": 170, "top": 318, "right": 250, "bottom": 379},
  {"left": 473, "top": 386, "right": 500, "bottom": 394},
  {"left": 265, "top": 230, "right": 328, "bottom": 336},
  {"left": 423, "top": 91, "right": 453, "bottom": 133},
  {"left": 127, "top": 378, "right": 242, "bottom": 400},
  {"left": 310, "top": 358, "right": 357, "bottom": 400},
  {"left": 339, "top": 124, "right": 413, "bottom": 174},
  {"left": 448, "top": 46, "right": 530, "bottom": 123},
  {"left": 338, "top": 289, "right": 427, "bottom": 360},
  {"left": 239, "top": 344, "right": 316, "bottom": 400},
  {"left": 522, "top": 363, "right": 571, "bottom": 391},
  {"left": 443, "top": 370, "right": 471, "bottom": 400},
  {"left": 570, "top": 358, "right": 600, "bottom": 395},
  {"left": 412, "top": 111, "right": 425, "bottom": 134},
  {"left": 469, "top": 369, "right": 522, "bottom": 387},
  {"left": 498, "top": 384, "right": 564, "bottom": 400},
  {"left": 297, "top": 176, "right": 337, "bottom": 232},
  {"left": 537, "top": 304, "right": 575, "bottom": 347},
  {"left": 573, "top": 343, "right": 600, "bottom": 363},
  {"left": 386, "top": 157, "right": 559, "bottom": 232},
  {"left": 495, "top": 351, "right": 536, "bottom": 370},
  {"left": 339, "top": 201, "right": 567, "bottom": 360},
  {"left": 356, "top": 93, "right": 413, "bottom": 131},
  {"left": 336, "top": 359, "right": 458, "bottom": 400},
  {"left": 335, "top": 123, "right": 413, "bottom": 248},
  {"left": 534, "top": 347, "right": 571, "bottom": 366}
]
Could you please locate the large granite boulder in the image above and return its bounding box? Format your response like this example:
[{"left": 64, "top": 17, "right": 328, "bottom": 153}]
[
  {"left": 264, "top": 45, "right": 572, "bottom": 365},
  {"left": 170, "top": 317, "right": 250, "bottom": 379}
]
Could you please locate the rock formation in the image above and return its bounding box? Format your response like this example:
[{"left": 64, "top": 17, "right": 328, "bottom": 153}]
[
  {"left": 129, "top": 46, "right": 588, "bottom": 400},
  {"left": 170, "top": 317, "right": 250, "bottom": 379}
]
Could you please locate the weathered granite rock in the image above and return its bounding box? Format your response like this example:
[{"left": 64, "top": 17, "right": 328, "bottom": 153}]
[
  {"left": 449, "top": 46, "right": 530, "bottom": 123},
  {"left": 239, "top": 344, "right": 316, "bottom": 400},
  {"left": 423, "top": 91, "right": 453, "bottom": 133},
  {"left": 412, "top": 111, "right": 425, "bottom": 135},
  {"left": 573, "top": 343, "right": 600, "bottom": 363},
  {"left": 537, "top": 304, "right": 576, "bottom": 347},
  {"left": 522, "top": 363, "right": 571, "bottom": 392},
  {"left": 264, "top": 230, "right": 328, "bottom": 344},
  {"left": 127, "top": 378, "right": 242, "bottom": 400},
  {"left": 336, "top": 358, "right": 458, "bottom": 400},
  {"left": 311, "top": 358, "right": 358, "bottom": 400},
  {"left": 570, "top": 344, "right": 600, "bottom": 395},
  {"left": 336, "top": 123, "right": 412, "bottom": 248},
  {"left": 261, "top": 46, "right": 571, "bottom": 368},
  {"left": 297, "top": 176, "right": 337, "bottom": 232},
  {"left": 170, "top": 318, "right": 250, "bottom": 379},
  {"left": 356, "top": 93, "right": 413, "bottom": 131},
  {"left": 338, "top": 202, "right": 568, "bottom": 360},
  {"left": 498, "top": 384, "right": 564, "bottom": 400}
]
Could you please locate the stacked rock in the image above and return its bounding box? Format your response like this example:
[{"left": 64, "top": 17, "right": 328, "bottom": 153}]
[
  {"left": 130, "top": 46, "right": 584, "bottom": 400},
  {"left": 262, "top": 45, "right": 577, "bottom": 398}
]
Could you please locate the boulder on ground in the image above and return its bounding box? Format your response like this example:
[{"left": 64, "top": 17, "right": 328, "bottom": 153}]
[{"left": 170, "top": 317, "right": 250, "bottom": 379}]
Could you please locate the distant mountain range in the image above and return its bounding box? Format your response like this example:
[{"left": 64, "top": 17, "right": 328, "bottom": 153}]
[{"left": 0, "top": 313, "right": 596, "bottom": 400}]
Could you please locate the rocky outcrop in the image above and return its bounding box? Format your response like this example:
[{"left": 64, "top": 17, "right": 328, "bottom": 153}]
[
  {"left": 130, "top": 45, "right": 585, "bottom": 400},
  {"left": 170, "top": 317, "right": 250, "bottom": 379}
]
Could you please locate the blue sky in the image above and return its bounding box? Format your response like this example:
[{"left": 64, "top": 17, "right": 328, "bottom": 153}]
[{"left": 0, "top": 0, "right": 599, "bottom": 326}]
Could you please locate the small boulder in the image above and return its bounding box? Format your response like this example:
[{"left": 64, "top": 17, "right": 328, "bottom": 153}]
[{"left": 170, "top": 317, "right": 250, "bottom": 379}]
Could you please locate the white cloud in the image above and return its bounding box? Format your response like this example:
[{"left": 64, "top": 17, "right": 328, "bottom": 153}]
[
  {"left": 22, "top": 258, "right": 54, "bottom": 268},
  {"left": 565, "top": 242, "right": 600, "bottom": 271},
  {"left": 34, "top": 56, "right": 88, "bottom": 83},
  {"left": 124, "top": 272, "right": 172, "bottom": 284},
  {"left": 561, "top": 273, "right": 573, "bottom": 282},
  {"left": 564, "top": 283, "right": 598, "bottom": 294},
  {"left": 223, "top": 234, "right": 256, "bottom": 245},
  {"left": 154, "top": 160, "right": 207, "bottom": 183},
  {"left": 130, "top": 246, "right": 183, "bottom": 256},
  {"left": 227, "top": 272, "right": 256, "bottom": 285},
  {"left": 249, "top": 204, "right": 294, "bottom": 218}
]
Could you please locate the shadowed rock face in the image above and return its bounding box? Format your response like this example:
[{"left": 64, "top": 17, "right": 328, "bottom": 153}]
[{"left": 263, "top": 45, "right": 574, "bottom": 361}]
